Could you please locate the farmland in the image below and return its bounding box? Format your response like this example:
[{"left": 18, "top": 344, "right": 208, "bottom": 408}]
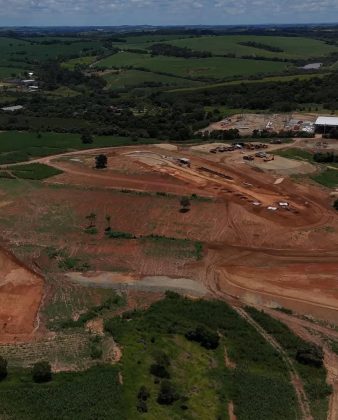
[
  {"left": 95, "top": 52, "right": 288, "bottom": 80},
  {"left": 163, "top": 35, "right": 338, "bottom": 59}
]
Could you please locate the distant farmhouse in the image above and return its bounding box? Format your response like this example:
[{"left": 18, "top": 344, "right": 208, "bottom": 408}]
[{"left": 1, "top": 105, "right": 24, "bottom": 112}]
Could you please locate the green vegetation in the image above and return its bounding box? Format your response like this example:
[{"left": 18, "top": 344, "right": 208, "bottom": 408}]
[
  {"left": 312, "top": 168, "right": 338, "bottom": 188},
  {"left": 0, "top": 163, "right": 62, "bottom": 180},
  {"left": 96, "top": 52, "right": 287, "bottom": 80},
  {"left": 246, "top": 307, "right": 331, "bottom": 419},
  {"left": 165, "top": 35, "right": 338, "bottom": 59},
  {"left": 0, "top": 365, "right": 125, "bottom": 420},
  {"left": 32, "top": 361, "right": 52, "bottom": 383},
  {"left": 0, "top": 131, "right": 157, "bottom": 165},
  {"left": 104, "top": 294, "right": 300, "bottom": 419},
  {"left": 274, "top": 148, "right": 314, "bottom": 162},
  {"left": 103, "top": 69, "right": 199, "bottom": 89}
]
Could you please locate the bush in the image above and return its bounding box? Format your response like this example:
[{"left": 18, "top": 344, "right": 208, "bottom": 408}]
[
  {"left": 185, "top": 325, "right": 219, "bottom": 350},
  {"left": 296, "top": 345, "right": 324, "bottom": 368},
  {"left": 138, "top": 386, "right": 150, "bottom": 401},
  {"left": 32, "top": 361, "right": 52, "bottom": 383},
  {"left": 0, "top": 356, "right": 8, "bottom": 381},
  {"left": 157, "top": 380, "right": 180, "bottom": 405},
  {"left": 334, "top": 199, "right": 338, "bottom": 211},
  {"left": 150, "top": 363, "right": 170, "bottom": 379}
]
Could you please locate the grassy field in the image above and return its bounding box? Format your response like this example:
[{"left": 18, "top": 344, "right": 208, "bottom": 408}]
[
  {"left": 312, "top": 168, "right": 338, "bottom": 188},
  {"left": 96, "top": 52, "right": 287, "bottom": 80},
  {"left": 102, "top": 69, "right": 200, "bottom": 89},
  {"left": 167, "top": 72, "right": 328, "bottom": 93},
  {"left": 164, "top": 35, "right": 338, "bottom": 59},
  {"left": 0, "top": 131, "right": 158, "bottom": 164},
  {"left": 274, "top": 148, "right": 314, "bottom": 162},
  {"left": 62, "top": 56, "right": 98, "bottom": 70},
  {"left": 0, "top": 163, "right": 62, "bottom": 180},
  {"left": 0, "top": 66, "right": 25, "bottom": 78},
  {"left": 0, "top": 37, "right": 102, "bottom": 65}
]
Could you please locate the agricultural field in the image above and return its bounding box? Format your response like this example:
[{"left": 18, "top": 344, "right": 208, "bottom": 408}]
[
  {"left": 95, "top": 51, "right": 288, "bottom": 80},
  {"left": 163, "top": 35, "right": 338, "bottom": 59},
  {"left": 102, "top": 69, "right": 200, "bottom": 89}
]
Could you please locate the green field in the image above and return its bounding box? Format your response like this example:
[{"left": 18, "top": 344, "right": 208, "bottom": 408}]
[
  {"left": 167, "top": 72, "right": 328, "bottom": 93},
  {"left": 62, "top": 56, "right": 98, "bottom": 70},
  {"left": 0, "top": 131, "right": 158, "bottom": 165},
  {"left": 103, "top": 69, "right": 200, "bottom": 89},
  {"left": 312, "top": 168, "right": 338, "bottom": 188},
  {"left": 164, "top": 35, "right": 338, "bottom": 59},
  {"left": 275, "top": 148, "right": 314, "bottom": 162},
  {"left": 0, "top": 37, "right": 104, "bottom": 78},
  {"left": 0, "top": 163, "right": 62, "bottom": 180},
  {"left": 96, "top": 52, "right": 287, "bottom": 80}
]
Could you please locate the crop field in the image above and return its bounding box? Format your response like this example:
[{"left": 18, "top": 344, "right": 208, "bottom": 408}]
[
  {"left": 96, "top": 52, "right": 287, "bottom": 80},
  {"left": 62, "top": 55, "right": 98, "bottom": 69},
  {"left": 163, "top": 35, "right": 338, "bottom": 59},
  {"left": 102, "top": 69, "right": 200, "bottom": 89},
  {"left": 0, "top": 37, "right": 103, "bottom": 69}
]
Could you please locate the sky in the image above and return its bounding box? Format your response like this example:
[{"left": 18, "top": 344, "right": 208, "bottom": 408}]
[{"left": 0, "top": 0, "right": 338, "bottom": 26}]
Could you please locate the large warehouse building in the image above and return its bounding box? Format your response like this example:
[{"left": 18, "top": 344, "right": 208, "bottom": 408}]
[{"left": 315, "top": 116, "right": 338, "bottom": 133}]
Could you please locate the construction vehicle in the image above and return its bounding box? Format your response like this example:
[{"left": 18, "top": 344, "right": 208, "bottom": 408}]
[
  {"left": 243, "top": 155, "right": 255, "bottom": 161},
  {"left": 263, "top": 154, "right": 275, "bottom": 162}
]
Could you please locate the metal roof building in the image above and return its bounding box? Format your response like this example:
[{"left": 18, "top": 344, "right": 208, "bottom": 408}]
[{"left": 315, "top": 116, "right": 338, "bottom": 127}]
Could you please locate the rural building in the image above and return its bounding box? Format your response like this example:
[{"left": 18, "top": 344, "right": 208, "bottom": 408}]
[
  {"left": 1, "top": 105, "right": 24, "bottom": 112},
  {"left": 315, "top": 116, "right": 338, "bottom": 133}
]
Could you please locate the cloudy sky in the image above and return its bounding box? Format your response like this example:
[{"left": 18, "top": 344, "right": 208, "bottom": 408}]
[{"left": 0, "top": 0, "right": 337, "bottom": 26}]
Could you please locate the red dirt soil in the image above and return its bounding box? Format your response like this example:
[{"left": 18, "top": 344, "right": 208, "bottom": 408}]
[
  {"left": 0, "top": 247, "right": 43, "bottom": 343},
  {"left": 0, "top": 144, "right": 337, "bottom": 342}
]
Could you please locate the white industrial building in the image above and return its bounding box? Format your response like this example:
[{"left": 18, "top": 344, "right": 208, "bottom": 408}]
[{"left": 315, "top": 116, "right": 338, "bottom": 132}]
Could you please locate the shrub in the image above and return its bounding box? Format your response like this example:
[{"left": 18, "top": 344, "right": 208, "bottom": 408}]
[
  {"left": 136, "top": 400, "right": 148, "bottom": 413},
  {"left": 0, "top": 356, "right": 8, "bottom": 381},
  {"left": 157, "top": 380, "right": 180, "bottom": 405},
  {"left": 150, "top": 363, "right": 170, "bottom": 379},
  {"left": 296, "top": 345, "right": 324, "bottom": 368},
  {"left": 185, "top": 325, "right": 219, "bottom": 350},
  {"left": 95, "top": 154, "right": 108, "bottom": 169},
  {"left": 32, "top": 361, "right": 52, "bottom": 383},
  {"left": 138, "top": 386, "right": 150, "bottom": 401},
  {"left": 334, "top": 199, "right": 338, "bottom": 211}
]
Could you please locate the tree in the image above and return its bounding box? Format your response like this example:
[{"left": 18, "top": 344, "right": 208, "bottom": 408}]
[
  {"left": 0, "top": 356, "right": 8, "bottom": 381},
  {"left": 157, "top": 380, "right": 180, "bottom": 405},
  {"left": 81, "top": 132, "right": 94, "bottom": 144},
  {"left": 32, "top": 361, "right": 52, "bottom": 383},
  {"left": 95, "top": 154, "right": 108, "bottom": 169},
  {"left": 334, "top": 199, "right": 338, "bottom": 211},
  {"left": 180, "top": 196, "right": 191, "bottom": 213},
  {"left": 296, "top": 345, "right": 324, "bottom": 368},
  {"left": 185, "top": 326, "right": 219, "bottom": 350},
  {"left": 86, "top": 212, "right": 96, "bottom": 228}
]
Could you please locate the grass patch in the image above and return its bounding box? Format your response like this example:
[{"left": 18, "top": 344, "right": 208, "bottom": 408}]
[
  {"left": 274, "top": 148, "right": 314, "bottom": 162},
  {"left": 311, "top": 168, "right": 338, "bottom": 188},
  {"left": 0, "top": 163, "right": 62, "bottom": 180}
]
